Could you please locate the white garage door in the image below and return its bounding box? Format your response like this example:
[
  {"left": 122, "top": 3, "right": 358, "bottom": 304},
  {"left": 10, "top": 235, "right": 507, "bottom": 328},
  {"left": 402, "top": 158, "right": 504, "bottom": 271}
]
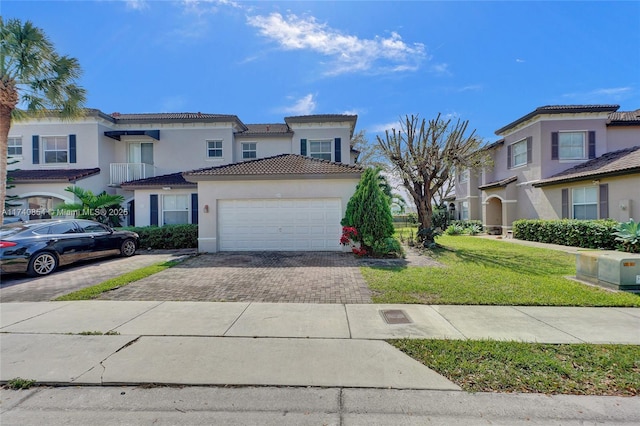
[{"left": 218, "top": 198, "right": 343, "bottom": 251}]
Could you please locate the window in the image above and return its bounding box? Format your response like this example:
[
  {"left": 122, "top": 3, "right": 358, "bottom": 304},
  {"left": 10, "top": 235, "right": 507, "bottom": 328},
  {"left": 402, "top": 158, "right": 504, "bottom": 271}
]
[
  {"left": 309, "top": 140, "right": 332, "bottom": 161},
  {"left": 559, "top": 132, "right": 585, "bottom": 160},
  {"left": 42, "top": 136, "right": 68, "bottom": 164},
  {"left": 572, "top": 187, "right": 597, "bottom": 220},
  {"left": 460, "top": 201, "right": 469, "bottom": 220},
  {"left": 162, "top": 194, "right": 189, "bottom": 225},
  {"left": 207, "top": 140, "right": 223, "bottom": 158},
  {"left": 8, "top": 137, "right": 22, "bottom": 156},
  {"left": 459, "top": 169, "right": 469, "bottom": 183},
  {"left": 78, "top": 221, "right": 110, "bottom": 233},
  {"left": 48, "top": 222, "right": 79, "bottom": 235},
  {"left": 242, "top": 143, "right": 257, "bottom": 159},
  {"left": 511, "top": 139, "right": 527, "bottom": 168}
]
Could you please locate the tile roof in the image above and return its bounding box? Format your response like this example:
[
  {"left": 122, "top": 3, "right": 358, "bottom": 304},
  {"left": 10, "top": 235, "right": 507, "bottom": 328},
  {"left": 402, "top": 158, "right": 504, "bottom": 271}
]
[
  {"left": 534, "top": 146, "right": 640, "bottom": 187},
  {"left": 110, "top": 112, "right": 238, "bottom": 121},
  {"left": 495, "top": 104, "right": 620, "bottom": 135},
  {"left": 238, "top": 124, "right": 292, "bottom": 136},
  {"left": 7, "top": 168, "right": 101, "bottom": 183},
  {"left": 106, "top": 112, "right": 248, "bottom": 130},
  {"left": 478, "top": 175, "right": 518, "bottom": 190},
  {"left": 120, "top": 172, "right": 196, "bottom": 189},
  {"left": 284, "top": 114, "right": 358, "bottom": 124},
  {"left": 184, "top": 154, "right": 363, "bottom": 179},
  {"left": 607, "top": 109, "right": 640, "bottom": 126}
]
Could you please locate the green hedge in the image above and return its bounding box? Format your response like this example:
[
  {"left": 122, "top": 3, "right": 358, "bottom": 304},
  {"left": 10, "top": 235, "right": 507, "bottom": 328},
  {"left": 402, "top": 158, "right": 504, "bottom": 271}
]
[
  {"left": 120, "top": 224, "right": 198, "bottom": 249},
  {"left": 512, "top": 219, "right": 618, "bottom": 249}
]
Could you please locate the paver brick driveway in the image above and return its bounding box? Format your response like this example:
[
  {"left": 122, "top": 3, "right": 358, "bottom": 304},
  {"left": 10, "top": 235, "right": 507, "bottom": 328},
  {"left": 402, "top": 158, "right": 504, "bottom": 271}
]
[{"left": 98, "top": 252, "right": 373, "bottom": 304}]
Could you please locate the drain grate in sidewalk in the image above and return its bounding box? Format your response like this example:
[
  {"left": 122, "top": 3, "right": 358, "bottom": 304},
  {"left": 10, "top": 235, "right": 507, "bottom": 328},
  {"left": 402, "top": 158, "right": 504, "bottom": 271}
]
[{"left": 380, "top": 309, "right": 412, "bottom": 324}]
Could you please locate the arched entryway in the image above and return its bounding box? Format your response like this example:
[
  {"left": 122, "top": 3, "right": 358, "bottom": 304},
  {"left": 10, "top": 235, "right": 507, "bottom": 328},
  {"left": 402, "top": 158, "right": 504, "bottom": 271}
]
[{"left": 485, "top": 196, "right": 503, "bottom": 235}]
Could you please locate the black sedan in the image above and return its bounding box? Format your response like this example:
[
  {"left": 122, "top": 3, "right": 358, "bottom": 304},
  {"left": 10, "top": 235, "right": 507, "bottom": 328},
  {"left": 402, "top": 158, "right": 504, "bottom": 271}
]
[{"left": 0, "top": 219, "right": 140, "bottom": 277}]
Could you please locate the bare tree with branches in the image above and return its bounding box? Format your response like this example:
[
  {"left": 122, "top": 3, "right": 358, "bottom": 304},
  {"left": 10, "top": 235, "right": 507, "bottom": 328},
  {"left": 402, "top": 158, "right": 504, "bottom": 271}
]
[{"left": 377, "top": 113, "right": 489, "bottom": 245}]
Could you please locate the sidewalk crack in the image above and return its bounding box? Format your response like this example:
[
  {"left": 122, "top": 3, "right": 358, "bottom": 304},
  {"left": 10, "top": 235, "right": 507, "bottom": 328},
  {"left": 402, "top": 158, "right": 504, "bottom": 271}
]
[{"left": 223, "top": 303, "right": 252, "bottom": 336}]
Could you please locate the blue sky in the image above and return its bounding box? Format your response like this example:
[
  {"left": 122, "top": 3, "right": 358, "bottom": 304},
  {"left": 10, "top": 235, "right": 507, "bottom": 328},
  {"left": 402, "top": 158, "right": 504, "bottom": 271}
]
[{"left": 3, "top": 0, "right": 639, "bottom": 143}]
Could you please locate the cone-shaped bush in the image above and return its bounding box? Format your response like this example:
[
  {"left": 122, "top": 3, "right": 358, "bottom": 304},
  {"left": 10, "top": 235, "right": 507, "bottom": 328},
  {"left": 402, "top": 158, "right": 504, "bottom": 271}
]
[{"left": 342, "top": 168, "right": 395, "bottom": 250}]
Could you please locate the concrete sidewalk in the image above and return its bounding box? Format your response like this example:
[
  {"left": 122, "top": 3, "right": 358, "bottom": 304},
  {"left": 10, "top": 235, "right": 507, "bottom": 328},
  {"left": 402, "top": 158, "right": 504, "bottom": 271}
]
[{"left": 1, "top": 301, "right": 638, "bottom": 389}]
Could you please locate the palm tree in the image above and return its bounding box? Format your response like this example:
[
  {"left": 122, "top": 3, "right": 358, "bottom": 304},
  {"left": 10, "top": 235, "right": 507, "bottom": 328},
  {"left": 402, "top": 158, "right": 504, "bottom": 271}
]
[
  {"left": 56, "top": 186, "right": 125, "bottom": 227},
  {"left": 1, "top": 18, "right": 86, "bottom": 224}
]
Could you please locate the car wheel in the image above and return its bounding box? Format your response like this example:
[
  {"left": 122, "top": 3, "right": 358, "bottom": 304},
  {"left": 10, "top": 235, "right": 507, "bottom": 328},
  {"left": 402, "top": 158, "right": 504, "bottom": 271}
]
[
  {"left": 120, "top": 239, "right": 137, "bottom": 257},
  {"left": 27, "top": 252, "right": 58, "bottom": 277}
]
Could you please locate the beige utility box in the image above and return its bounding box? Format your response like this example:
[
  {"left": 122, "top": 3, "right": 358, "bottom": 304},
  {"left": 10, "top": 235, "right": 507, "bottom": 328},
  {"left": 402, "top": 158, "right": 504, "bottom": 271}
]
[{"left": 576, "top": 251, "right": 640, "bottom": 293}]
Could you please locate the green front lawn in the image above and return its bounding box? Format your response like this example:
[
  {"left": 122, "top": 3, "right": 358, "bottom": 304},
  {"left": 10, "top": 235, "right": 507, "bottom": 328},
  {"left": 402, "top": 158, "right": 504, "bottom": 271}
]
[
  {"left": 363, "top": 235, "right": 640, "bottom": 306},
  {"left": 391, "top": 339, "right": 640, "bottom": 395},
  {"left": 54, "top": 260, "right": 180, "bottom": 301}
]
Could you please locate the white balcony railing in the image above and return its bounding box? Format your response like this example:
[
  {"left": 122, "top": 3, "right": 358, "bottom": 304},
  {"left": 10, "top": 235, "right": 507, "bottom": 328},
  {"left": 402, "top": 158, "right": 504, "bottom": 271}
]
[{"left": 110, "top": 163, "right": 155, "bottom": 186}]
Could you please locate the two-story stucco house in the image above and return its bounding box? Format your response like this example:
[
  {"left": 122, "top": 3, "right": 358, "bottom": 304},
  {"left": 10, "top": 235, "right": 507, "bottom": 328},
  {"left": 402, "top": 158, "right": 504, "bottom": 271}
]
[
  {"left": 6, "top": 110, "right": 363, "bottom": 252},
  {"left": 453, "top": 105, "right": 640, "bottom": 234}
]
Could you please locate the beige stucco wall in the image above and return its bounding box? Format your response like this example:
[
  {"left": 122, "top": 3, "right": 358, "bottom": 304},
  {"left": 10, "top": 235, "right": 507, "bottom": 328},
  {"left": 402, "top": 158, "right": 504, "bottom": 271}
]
[
  {"left": 289, "top": 123, "right": 354, "bottom": 164},
  {"left": 130, "top": 187, "right": 198, "bottom": 228},
  {"left": 195, "top": 178, "right": 360, "bottom": 252},
  {"left": 539, "top": 174, "right": 640, "bottom": 222},
  {"left": 233, "top": 137, "right": 293, "bottom": 161},
  {"left": 607, "top": 127, "right": 640, "bottom": 152}
]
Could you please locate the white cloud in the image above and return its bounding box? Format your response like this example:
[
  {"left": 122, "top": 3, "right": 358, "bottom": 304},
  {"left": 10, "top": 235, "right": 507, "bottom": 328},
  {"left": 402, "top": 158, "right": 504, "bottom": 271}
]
[
  {"left": 370, "top": 121, "right": 401, "bottom": 133},
  {"left": 516, "top": 58, "right": 525, "bottom": 63},
  {"left": 430, "top": 63, "right": 450, "bottom": 76},
  {"left": 124, "top": 0, "right": 149, "bottom": 11},
  {"left": 246, "top": 13, "right": 426, "bottom": 75},
  {"left": 562, "top": 87, "right": 633, "bottom": 101},
  {"left": 282, "top": 94, "right": 317, "bottom": 116},
  {"left": 457, "top": 84, "right": 482, "bottom": 92}
]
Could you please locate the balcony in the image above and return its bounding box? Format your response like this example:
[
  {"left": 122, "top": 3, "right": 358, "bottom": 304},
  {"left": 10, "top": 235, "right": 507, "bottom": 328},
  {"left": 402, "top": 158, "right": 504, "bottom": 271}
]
[{"left": 110, "top": 163, "right": 155, "bottom": 186}]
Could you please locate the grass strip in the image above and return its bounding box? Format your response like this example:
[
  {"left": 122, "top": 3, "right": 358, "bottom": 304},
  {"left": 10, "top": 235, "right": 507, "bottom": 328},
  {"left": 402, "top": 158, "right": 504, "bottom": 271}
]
[
  {"left": 391, "top": 339, "right": 640, "bottom": 396},
  {"left": 54, "top": 260, "right": 180, "bottom": 301},
  {"left": 364, "top": 235, "right": 640, "bottom": 306}
]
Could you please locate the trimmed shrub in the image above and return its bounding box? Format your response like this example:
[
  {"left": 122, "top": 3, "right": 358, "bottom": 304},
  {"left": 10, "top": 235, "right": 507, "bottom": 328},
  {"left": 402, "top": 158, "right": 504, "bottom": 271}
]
[
  {"left": 371, "top": 237, "right": 405, "bottom": 258},
  {"left": 120, "top": 224, "right": 198, "bottom": 249},
  {"left": 342, "top": 168, "right": 395, "bottom": 256},
  {"left": 512, "top": 219, "right": 618, "bottom": 249}
]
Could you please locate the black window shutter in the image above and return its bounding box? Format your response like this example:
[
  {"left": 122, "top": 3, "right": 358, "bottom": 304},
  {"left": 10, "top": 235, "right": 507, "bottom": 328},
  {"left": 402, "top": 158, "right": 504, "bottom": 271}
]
[
  {"left": 32, "top": 135, "right": 40, "bottom": 164},
  {"left": 599, "top": 184, "right": 609, "bottom": 219},
  {"left": 334, "top": 138, "right": 341, "bottom": 162},
  {"left": 551, "top": 132, "right": 559, "bottom": 160},
  {"left": 300, "top": 139, "right": 307, "bottom": 156},
  {"left": 526, "top": 137, "right": 532, "bottom": 164},
  {"left": 507, "top": 144, "right": 512, "bottom": 169},
  {"left": 191, "top": 193, "right": 198, "bottom": 224},
  {"left": 588, "top": 131, "right": 596, "bottom": 159},
  {"left": 69, "top": 134, "right": 77, "bottom": 163},
  {"left": 150, "top": 194, "right": 158, "bottom": 226},
  {"left": 561, "top": 188, "right": 569, "bottom": 219}
]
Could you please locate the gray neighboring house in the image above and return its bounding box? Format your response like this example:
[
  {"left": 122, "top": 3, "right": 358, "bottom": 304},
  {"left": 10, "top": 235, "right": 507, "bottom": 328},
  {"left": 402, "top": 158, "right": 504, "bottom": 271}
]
[{"left": 453, "top": 105, "right": 640, "bottom": 233}]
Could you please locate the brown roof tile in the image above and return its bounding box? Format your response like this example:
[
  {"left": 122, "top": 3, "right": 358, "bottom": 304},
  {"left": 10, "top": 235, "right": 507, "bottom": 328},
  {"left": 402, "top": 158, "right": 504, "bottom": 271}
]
[
  {"left": 120, "top": 172, "right": 196, "bottom": 189},
  {"left": 7, "top": 168, "right": 101, "bottom": 183},
  {"left": 238, "top": 124, "right": 292, "bottom": 136},
  {"left": 184, "top": 154, "right": 363, "bottom": 179},
  {"left": 495, "top": 104, "right": 620, "bottom": 135},
  {"left": 607, "top": 109, "right": 640, "bottom": 126},
  {"left": 478, "top": 175, "right": 518, "bottom": 190},
  {"left": 534, "top": 146, "right": 640, "bottom": 187},
  {"left": 108, "top": 112, "right": 248, "bottom": 131},
  {"left": 284, "top": 114, "right": 357, "bottom": 124}
]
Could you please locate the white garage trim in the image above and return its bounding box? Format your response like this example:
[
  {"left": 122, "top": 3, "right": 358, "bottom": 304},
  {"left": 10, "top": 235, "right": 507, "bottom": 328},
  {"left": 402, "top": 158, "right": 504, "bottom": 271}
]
[{"left": 218, "top": 198, "right": 342, "bottom": 251}]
